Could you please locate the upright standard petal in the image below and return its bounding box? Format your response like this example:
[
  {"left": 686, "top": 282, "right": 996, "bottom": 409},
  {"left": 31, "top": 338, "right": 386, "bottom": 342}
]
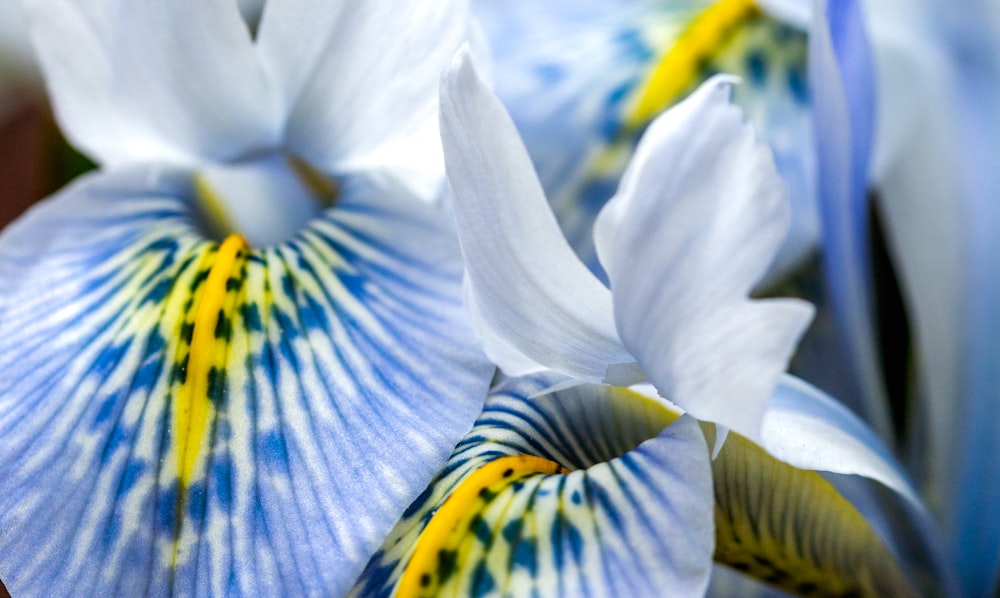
[
  {"left": 261, "top": 0, "right": 472, "bottom": 200},
  {"left": 0, "top": 167, "right": 493, "bottom": 595},
  {"left": 859, "top": 0, "right": 966, "bottom": 527},
  {"left": 439, "top": 50, "right": 635, "bottom": 382},
  {"left": 19, "top": 0, "right": 279, "bottom": 166},
  {"left": 593, "top": 77, "right": 813, "bottom": 441}
]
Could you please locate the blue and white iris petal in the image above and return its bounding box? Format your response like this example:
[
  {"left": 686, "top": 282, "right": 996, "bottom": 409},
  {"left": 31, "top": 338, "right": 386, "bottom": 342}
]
[
  {"left": 0, "top": 168, "right": 492, "bottom": 595},
  {"left": 0, "top": 0, "right": 494, "bottom": 594},
  {"left": 897, "top": 0, "right": 1000, "bottom": 593},
  {"left": 353, "top": 377, "right": 716, "bottom": 596}
]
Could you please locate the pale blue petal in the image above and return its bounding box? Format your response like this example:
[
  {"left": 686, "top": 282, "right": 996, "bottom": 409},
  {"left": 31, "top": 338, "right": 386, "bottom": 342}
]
[
  {"left": 858, "top": 0, "right": 968, "bottom": 557},
  {"left": 352, "top": 377, "right": 714, "bottom": 596},
  {"left": 808, "top": 0, "right": 891, "bottom": 438},
  {"left": 0, "top": 166, "right": 492, "bottom": 595},
  {"left": 707, "top": 565, "right": 790, "bottom": 598}
]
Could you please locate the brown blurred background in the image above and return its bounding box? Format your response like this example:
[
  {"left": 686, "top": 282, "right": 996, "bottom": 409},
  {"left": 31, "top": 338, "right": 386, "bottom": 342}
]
[{"left": 0, "top": 100, "right": 53, "bottom": 229}]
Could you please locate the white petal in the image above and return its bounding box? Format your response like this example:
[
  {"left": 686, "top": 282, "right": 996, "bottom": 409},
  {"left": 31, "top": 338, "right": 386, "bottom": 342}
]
[
  {"left": 593, "top": 76, "right": 813, "bottom": 440},
  {"left": 20, "top": 0, "right": 278, "bottom": 165},
  {"left": 260, "top": 0, "right": 471, "bottom": 200},
  {"left": 440, "top": 50, "right": 634, "bottom": 382}
]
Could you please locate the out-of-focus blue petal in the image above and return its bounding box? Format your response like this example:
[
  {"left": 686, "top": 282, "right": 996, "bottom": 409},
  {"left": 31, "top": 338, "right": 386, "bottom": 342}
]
[
  {"left": 474, "top": 0, "right": 820, "bottom": 284},
  {"left": 933, "top": 1, "right": 1000, "bottom": 593},
  {"left": 0, "top": 166, "right": 493, "bottom": 595},
  {"left": 807, "top": 0, "right": 890, "bottom": 438}
]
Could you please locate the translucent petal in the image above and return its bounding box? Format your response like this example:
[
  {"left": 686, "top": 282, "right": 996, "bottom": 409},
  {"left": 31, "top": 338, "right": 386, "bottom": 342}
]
[
  {"left": 351, "top": 378, "right": 714, "bottom": 596},
  {"left": 932, "top": 14, "right": 1000, "bottom": 595},
  {"left": 0, "top": 166, "right": 492, "bottom": 595}
]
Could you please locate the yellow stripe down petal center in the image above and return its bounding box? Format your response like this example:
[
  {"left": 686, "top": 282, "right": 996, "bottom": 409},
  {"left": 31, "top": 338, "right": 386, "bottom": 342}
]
[{"left": 174, "top": 233, "right": 249, "bottom": 488}]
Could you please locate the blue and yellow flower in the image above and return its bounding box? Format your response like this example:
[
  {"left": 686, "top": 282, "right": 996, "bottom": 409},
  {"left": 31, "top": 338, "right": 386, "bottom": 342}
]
[
  {"left": 0, "top": 0, "right": 494, "bottom": 594},
  {"left": 350, "top": 49, "right": 950, "bottom": 596}
]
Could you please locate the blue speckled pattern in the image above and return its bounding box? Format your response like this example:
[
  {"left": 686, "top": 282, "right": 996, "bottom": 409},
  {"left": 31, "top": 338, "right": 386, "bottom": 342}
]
[{"left": 351, "top": 377, "right": 713, "bottom": 597}]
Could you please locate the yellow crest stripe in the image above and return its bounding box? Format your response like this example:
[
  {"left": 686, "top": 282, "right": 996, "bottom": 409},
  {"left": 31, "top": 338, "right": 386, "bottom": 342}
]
[
  {"left": 625, "top": 0, "right": 759, "bottom": 130},
  {"left": 397, "top": 455, "right": 569, "bottom": 597},
  {"left": 174, "top": 233, "right": 249, "bottom": 488}
]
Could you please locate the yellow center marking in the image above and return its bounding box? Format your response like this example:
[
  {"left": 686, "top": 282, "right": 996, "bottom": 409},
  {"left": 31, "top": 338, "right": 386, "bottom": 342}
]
[
  {"left": 625, "top": 0, "right": 760, "bottom": 129},
  {"left": 175, "top": 233, "right": 248, "bottom": 488},
  {"left": 192, "top": 173, "right": 235, "bottom": 241},
  {"left": 288, "top": 155, "right": 340, "bottom": 207},
  {"left": 397, "top": 455, "right": 569, "bottom": 597}
]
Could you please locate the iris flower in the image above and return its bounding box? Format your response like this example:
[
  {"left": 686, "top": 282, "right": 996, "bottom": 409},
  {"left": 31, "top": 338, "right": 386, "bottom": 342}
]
[
  {"left": 0, "top": 0, "right": 495, "bottom": 594},
  {"left": 475, "top": 0, "right": 989, "bottom": 593},
  {"left": 472, "top": 0, "right": 896, "bottom": 440},
  {"left": 345, "top": 50, "right": 952, "bottom": 596}
]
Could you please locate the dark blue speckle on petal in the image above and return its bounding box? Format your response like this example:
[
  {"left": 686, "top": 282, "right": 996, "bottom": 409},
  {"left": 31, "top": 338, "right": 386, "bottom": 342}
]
[
  {"left": 746, "top": 50, "right": 768, "bottom": 86},
  {"left": 212, "top": 453, "right": 234, "bottom": 512}
]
